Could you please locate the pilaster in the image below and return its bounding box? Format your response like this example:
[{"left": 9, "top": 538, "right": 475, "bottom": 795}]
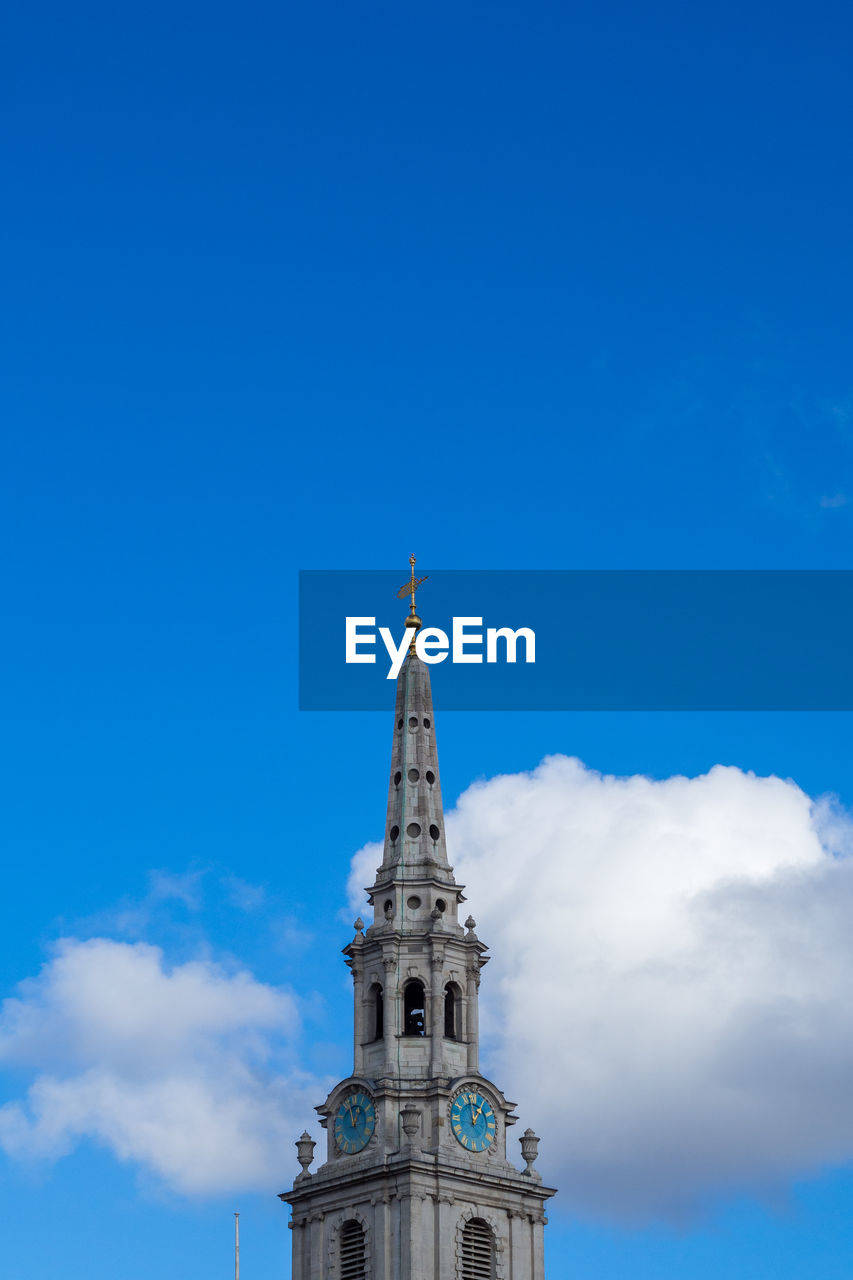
[
  {"left": 429, "top": 945, "right": 444, "bottom": 1076},
  {"left": 382, "top": 951, "right": 398, "bottom": 1074},
  {"left": 466, "top": 960, "right": 480, "bottom": 1074},
  {"left": 352, "top": 955, "right": 365, "bottom": 1077}
]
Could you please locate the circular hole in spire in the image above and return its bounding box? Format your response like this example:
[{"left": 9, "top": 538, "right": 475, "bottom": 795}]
[
  {"left": 390, "top": 825, "right": 399, "bottom": 842},
  {"left": 394, "top": 771, "right": 401, "bottom": 786},
  {"left": 435, "top": 898, "right": 447, "bottom": 913},
  {"left": 384, "top": 899, "right": 393, "bottom": 913},
  {"left": 406, "top": 896, "right": 421, "bottom": 910},
  {"left": 408, "top": 768, "right": 419, "bottom": 783},
  {"left": 429, "top": 824, "right": 440, "bottom": 842},
  {"left": 425, "top": 770, "right": 435, "bottom": 785},
  {"left": 407, "top": 822, "right": 421, "bottom": 838},
  {"left": 423, "top": 717, "right": 431, "bottom": 729},
  {"left": 397, "top": 718, "right": 403, "bottom": 729},
  {"left": 408, "top": 717, "right": 418, "bottom": 729}
]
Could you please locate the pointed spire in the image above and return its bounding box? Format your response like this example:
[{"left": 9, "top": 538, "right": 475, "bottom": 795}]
[
  {"left": 381, "top": 654, "right": 451, "bottom": 877},
  {"left": 378, "top": 558, "right": 453, "bottom": 883}
]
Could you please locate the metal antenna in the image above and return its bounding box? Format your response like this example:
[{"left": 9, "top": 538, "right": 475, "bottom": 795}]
[{"left": 234, "top": 1212, "right": 240, "bottom": 1280}]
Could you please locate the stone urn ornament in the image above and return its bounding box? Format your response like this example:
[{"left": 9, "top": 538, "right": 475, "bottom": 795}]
[
  {"left": 295, "top": 1131, "right": 316, "bottom": 1182},
  {"left": 520, "top": 1127, "right": 541, "bottom": 1178},
  {"left": 399, "top": 1105, "right": 421, "bottom": 1145}
]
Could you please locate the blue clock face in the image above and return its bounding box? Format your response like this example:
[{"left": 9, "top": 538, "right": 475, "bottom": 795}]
[
  {"left": 450, "top": 1089, "right": 496, "bottom": 1153},
  {"left": 334, "top": 1091, "right": 376, "bottom": 1154}
]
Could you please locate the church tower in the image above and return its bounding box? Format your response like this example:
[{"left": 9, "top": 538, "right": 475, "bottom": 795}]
[{"left": 282, "top": 564, "right": 556, "bottom": 1278}]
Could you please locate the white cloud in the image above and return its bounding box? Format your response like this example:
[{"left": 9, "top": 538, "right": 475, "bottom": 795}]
[
  {"left": 0, "top": 939, "right": 327, "bottom": 1196},
  {"left": 351, "top": 756, "right": 853, "bottom": 1222},
  {"left": 7, "top": 757, "right": 853, "bottom": 1220}
]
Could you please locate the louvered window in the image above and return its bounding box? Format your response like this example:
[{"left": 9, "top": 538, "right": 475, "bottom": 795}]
[
  {"left": 461, "top": 1218, "right": 494, "bottom": 1279},
  {"left": 339, "top": 1219, "right": 366, "bottom": 1280}
]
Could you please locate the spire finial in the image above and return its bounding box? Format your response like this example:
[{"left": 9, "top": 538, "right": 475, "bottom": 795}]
[{"left": 397, "top": 554, "right": 428, "bottom": 654}]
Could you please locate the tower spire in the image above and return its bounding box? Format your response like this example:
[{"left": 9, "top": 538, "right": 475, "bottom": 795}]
[
  {"left": 380, "top": 559, "right": 451, "bottom": 884},
  {"left": 282, "top": 556, "right": 557, "bottom": 1279}
]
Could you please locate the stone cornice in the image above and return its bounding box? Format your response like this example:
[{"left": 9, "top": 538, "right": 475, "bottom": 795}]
[{"left": 281, "top": 1151, "right": 557, "bottom": 1210}]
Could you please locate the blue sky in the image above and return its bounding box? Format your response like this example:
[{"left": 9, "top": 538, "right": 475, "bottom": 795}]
[{"left": 3, "top": 0, "right": 853, "bottom": 1276}]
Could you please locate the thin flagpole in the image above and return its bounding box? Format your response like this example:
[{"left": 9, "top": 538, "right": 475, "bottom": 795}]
[{"left": 234, "top": 1212, "right": 240, "bottom": 1280}]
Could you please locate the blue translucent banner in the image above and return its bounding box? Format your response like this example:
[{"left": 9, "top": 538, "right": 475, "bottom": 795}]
[{"left": 298, "top": 570, "right": 853, "bottom": 711}]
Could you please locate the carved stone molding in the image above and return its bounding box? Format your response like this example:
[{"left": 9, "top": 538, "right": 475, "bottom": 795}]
[
  {"left": 454, "top": 1206, "right": 506, "bottom": 1279},
  {"left": 327, "top": 1207, "right": 372, "bottom": 1280}
]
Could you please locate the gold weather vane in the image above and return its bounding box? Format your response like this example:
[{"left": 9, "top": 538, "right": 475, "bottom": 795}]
[
  {"left": 397, "top": 553, "right": 428, "bottom": 612},
  {"left": 397, "top": 554, "right": 427, "bottom": 653}
]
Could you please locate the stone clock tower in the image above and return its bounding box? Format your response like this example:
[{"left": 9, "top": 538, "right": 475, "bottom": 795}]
[{"left": 282, "top": 590, "right": 556, "bottom": 1278}]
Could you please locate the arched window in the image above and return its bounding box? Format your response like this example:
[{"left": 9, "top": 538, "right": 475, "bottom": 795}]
[
  {"left": 368, "top": 983, "right": 383, "bottom": 1041},
  {"left": 339, "top": 1218, "right": 366, "bottom": 1280},
  {"left": 403, "top": 979, "right": 426, "bottom": 1036},
  {"left": 444, "top": 982, "right": 459, "bottom": 1039},
  {"left": 460, "top": 1218, "right": 494, "bottom": 1279}
]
